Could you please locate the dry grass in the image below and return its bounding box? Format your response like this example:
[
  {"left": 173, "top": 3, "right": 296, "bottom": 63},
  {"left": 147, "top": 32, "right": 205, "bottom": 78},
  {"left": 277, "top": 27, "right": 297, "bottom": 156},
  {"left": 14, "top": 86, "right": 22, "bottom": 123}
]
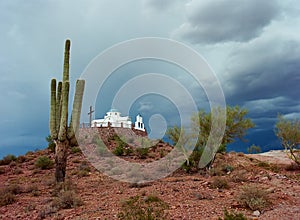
[{"left": 237, "top": 184, "right": 270, "bottom": 211}]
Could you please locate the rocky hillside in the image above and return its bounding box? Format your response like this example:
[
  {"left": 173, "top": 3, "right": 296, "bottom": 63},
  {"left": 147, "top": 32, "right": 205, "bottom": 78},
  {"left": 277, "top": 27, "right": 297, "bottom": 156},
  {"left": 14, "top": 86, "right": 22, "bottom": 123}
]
[{"left": 0, "top": 133, "right": 300, "bottom": 219}]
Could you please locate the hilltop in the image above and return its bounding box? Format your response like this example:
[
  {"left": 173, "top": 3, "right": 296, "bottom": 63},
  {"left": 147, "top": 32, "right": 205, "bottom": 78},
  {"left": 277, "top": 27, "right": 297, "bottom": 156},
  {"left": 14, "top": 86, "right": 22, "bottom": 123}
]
[{"left": 0, "top": 132, "right": 300, "bottom": 219}]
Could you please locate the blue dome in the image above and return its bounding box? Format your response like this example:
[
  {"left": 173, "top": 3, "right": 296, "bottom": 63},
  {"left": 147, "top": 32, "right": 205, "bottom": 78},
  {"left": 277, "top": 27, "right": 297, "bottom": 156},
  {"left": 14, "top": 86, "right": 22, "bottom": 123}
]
[{"left": 109, "top": 108, "right": 119, "bottom": 112}]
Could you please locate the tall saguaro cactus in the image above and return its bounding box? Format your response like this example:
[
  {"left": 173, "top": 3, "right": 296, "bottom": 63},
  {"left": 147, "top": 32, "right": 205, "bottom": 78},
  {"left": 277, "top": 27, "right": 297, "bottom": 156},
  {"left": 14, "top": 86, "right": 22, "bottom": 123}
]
[{"left": 50, "top": 39, "right": 85, "bottom": 182}]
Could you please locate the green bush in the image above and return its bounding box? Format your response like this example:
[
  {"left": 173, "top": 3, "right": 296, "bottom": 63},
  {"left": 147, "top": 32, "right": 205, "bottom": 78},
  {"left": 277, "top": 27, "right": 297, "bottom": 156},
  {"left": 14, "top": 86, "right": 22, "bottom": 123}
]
[
  {"left": 71, "top": 147, "right": 81, "bottom": 154},
  {"left": 118, "top": 194, "right": 169, "bottom": 220},
  {"left": 113, "top": 135, "right": 130, "bottom": 156},
  {"left": 247, "top": 145, "right": 261, "bottom": 154},
  {"left": 35, "top": 156, "right": 54, "bottom": 170},
  {"left": 46, "top": 135, "right": 56, "bottom": 152},
  {"left": 181, "top": 147, "right": 204, "bottom": 173},
  {"left": 136, "top": 148, "right": 149, "bottom": 159},
  {"left": 113, "top": 145, "right": 125, "bottom": 156},
  {"left": 238, "top": 185, "right": 269, "bottom": 211},
  {"left": 0, "top": 154, "right": 17, "bottom": 165}
]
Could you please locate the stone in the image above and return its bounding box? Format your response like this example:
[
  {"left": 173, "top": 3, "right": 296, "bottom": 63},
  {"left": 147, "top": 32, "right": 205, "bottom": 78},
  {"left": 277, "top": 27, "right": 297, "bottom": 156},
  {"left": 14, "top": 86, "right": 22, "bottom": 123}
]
[{"left": 253, "top": 210, "right": 260, "bottom": 217}]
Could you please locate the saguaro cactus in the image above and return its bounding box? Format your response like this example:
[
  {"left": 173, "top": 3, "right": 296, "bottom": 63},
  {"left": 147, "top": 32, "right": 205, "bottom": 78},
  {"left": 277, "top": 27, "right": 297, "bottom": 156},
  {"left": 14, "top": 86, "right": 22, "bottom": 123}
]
[{"left": 50, "top": 39, "right": 85, "bottom": 182}]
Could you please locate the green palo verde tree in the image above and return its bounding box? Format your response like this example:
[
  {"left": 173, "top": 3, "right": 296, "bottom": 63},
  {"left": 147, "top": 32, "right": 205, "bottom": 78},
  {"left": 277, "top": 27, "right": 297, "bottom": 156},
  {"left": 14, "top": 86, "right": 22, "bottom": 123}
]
[
  {"left": 191, "top": 106, "right": 254, "bottom": 152},
  {"left": 167, "top": 106, "right": 254, "bottom": 170},
  {"left": 50, "top": 39, "right": 85, "bottom": 182},
  {"left": 275, "top": 115, "right": 300, "bottom": 165}
]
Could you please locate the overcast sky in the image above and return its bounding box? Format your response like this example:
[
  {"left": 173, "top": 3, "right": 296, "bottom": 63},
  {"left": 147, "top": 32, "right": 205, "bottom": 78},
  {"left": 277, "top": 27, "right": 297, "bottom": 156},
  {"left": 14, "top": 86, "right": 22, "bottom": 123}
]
[{"left": 1, "top": 0, "right": 299, "bottom": 158}]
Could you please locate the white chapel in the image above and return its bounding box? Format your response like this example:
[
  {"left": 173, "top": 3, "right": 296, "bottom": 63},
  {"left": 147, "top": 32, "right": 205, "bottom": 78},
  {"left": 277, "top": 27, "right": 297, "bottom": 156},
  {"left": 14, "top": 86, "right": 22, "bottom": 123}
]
[{"left": 91, "top": 109, "right": 145, "bottom": 132}]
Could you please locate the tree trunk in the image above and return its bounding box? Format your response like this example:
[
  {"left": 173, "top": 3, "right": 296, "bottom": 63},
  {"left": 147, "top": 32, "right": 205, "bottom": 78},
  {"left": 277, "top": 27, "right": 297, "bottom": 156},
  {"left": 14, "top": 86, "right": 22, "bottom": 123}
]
[{"left": 55, "top": 140, "right": 69, "bottom": 182}]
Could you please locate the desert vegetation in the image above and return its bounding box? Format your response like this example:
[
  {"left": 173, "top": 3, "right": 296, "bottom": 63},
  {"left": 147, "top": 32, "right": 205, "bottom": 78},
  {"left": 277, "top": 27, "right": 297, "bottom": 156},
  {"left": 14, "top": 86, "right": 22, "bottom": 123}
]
[
  {"left": 1, "top": 40, "right": 300, "bottom": 219},
  {"left": 275, "top": 115, "right": 300, "bottom": 165},
  {"left": 49, "top": 39, "right": 85, "bottom": 182},
  {"left": 167, "top": 105, "right": 254, "bottom": 172}
]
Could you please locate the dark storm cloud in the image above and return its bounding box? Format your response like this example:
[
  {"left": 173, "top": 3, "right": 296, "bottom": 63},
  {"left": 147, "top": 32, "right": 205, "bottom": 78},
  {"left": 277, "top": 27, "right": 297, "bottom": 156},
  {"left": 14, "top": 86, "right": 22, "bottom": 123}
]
[
  {"left": 174, "top": 0, "right": 280, "bottom": 44},
  {"left": 221, "top": 30, "right": 300, "bottom": 148},
  {"left": 224, "top": 38, "right": 300, "bottom": 104}
]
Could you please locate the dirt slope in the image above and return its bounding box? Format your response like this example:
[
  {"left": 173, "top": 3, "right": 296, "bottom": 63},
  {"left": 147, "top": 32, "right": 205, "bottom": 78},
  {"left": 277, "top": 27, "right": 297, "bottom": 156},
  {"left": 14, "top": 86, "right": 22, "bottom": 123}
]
[{"left": 0, "top": 148, "right": 300, "bottom": 219}]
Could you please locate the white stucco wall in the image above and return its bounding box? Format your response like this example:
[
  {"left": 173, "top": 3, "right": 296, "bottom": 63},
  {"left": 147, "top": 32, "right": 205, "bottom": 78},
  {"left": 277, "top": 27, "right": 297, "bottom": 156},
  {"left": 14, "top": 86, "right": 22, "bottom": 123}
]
[{"left": 91, "top": 109, "right": 145, "bottom": 131}]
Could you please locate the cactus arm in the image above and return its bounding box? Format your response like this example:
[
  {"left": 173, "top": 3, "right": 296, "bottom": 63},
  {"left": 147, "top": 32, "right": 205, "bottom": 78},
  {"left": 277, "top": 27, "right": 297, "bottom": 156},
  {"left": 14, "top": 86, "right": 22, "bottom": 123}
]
[
  {"left": 50, "top": 79, "right": 57, "bottom": 140},
  {"left": 58, "top": 81, "right": 69, "bottom": 141},
  {"left": 63, "top": 40, "right": 70, "bottom": 82},
  {"left": 68, "top": 79, "right": 85, "bottom": 140},
  {"left": 56, "top": 81, "right": 62, "bottom": 133}
]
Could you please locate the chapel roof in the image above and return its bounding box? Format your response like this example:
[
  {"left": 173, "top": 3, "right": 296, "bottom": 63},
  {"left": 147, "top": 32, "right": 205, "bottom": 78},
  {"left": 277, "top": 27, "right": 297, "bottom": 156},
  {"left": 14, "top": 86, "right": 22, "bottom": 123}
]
[{"left": 109, "top": 108, "right": 119, "bottom": 112}]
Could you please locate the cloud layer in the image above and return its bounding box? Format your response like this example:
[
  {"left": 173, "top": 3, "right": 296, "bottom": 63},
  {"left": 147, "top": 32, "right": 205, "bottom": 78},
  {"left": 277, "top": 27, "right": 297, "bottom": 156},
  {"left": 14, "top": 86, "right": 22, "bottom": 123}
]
[
  {"left": 174, "top": 0, "right": 280, "bottom": 44},
  {"left": 0, "top": 0, "right": 299, "bottom": 158}
]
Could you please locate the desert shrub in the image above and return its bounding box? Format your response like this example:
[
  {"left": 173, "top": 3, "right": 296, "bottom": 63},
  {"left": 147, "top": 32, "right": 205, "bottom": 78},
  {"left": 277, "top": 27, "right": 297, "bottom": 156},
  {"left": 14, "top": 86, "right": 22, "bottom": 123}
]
[
  {"left": 25, "top": 184, "right": 40, "bottom": 196},
  {"left": 209, "top": 167, "right": 224, "bottom": 176},
  {"left": 127, "top": 137, "right": 134, "bottom": 144},
  {"left": 77, "top": 170, "right": 89, "bottom": 177},
  {"left": 257, "top": 161, "right": 270, "bottom": 168},
  {"left": 0, "top": 184, "right": 22, "bottom": 206},
  {"left": 95, "top": 137, "right": 109, "bottom": 156},
  {"left": 7, "top": 184, "right": 22, "bottom": 194},
  {"left": 52, "top": 178, "right": 75, "bottom": 197},
  {"left": 118, "top": 194, "right": 169, "bottom": 220},
  {"left": 275, "top": 115, "right": 300, "bottom": 165},
  {"left": 113, "top": 135, "right": 130, "bottom": 156},
  {"left": 222, "top": 164, "right": 234, "bottom": 173},
  {"left": 9, "top": 161, "right": 17, "bottom": 167},
  {"left": 76, "top": 161, "right": 91, "bottom": 177},
  {"left": 16, "top": 155, "right": 27, "bottom": 163},
  {"left": 217, "top": 144, "right": 227, "bottom": 153},
  {"left": 38, "top": 205, "right": 58, "bottom": 219},
  {"left": 181, "top": 147, "right": 204, "bottom": 173},
  {"left": 46, "top": 135, "right": 56, "bottom": 152},
  {"left": 247, "top": 145, "right": 261, "bottom": 154},
  {"left": 0, "top": 191, "right": 16, "bottom": 206},
  {"left": 210, "top": 177, "right": 229, "bottom": 189},
  {"left": 209, "top": 163, "right": 234, "bottom": 176},
  {"left": 230, "top": 170, "right": 248, "bottom": 183},
  {"left": 52, "top": 190, "right": 83, "bottom": 209},
  {"left": 257, "top": 161, "right": 280, "bottom": 172},
  {"left": 113, "top": 145, "right": 125, "bottom": 156},
  {"left": 136, "top": 148, "right": 149, "bottom": 159},
  {"left": 35, "top": 156, "right": 54, "bottom": 169},
  {"left": 0, "top": 167, "right": 5, "bottom": 174},
  {"left": 0, "top": 154, "right": 17, "bottom": 165},
  {"left": 238, "top": 185, "right": 269, "bottom": 211},
  {"left": 269, "top": 164, "right": 280, "bottom": 173},
  {"left": 125, "top": 147, "right": 133, "bottom": 155},
  {"left": 70, "top": 147, "right": 81, "bottom": 154},
  {"left": 13, "top": 167, "right": 23, "bottom": 175},
  {"left": 219, "top": 209, "right": 248, "bottom": 220}
]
